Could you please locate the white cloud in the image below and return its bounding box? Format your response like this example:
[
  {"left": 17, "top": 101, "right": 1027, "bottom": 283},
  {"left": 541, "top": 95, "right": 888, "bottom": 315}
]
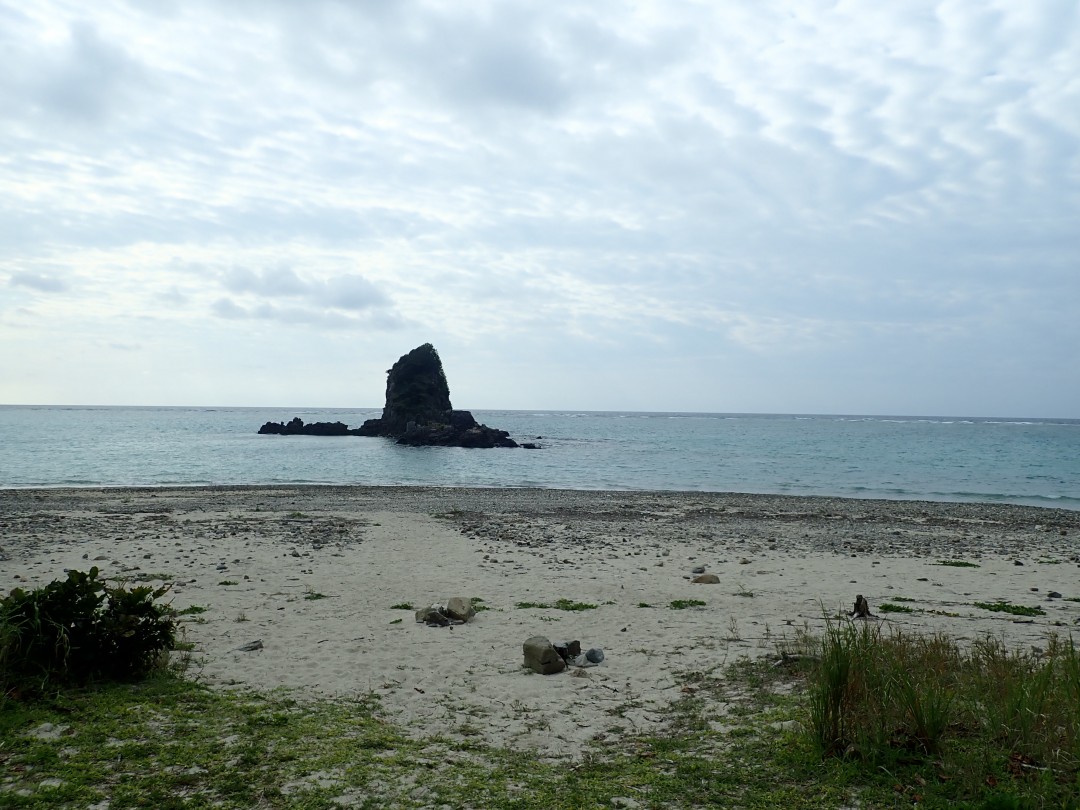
[{"left": 0, "top": 0, "right": 1077, "bottom": 414}]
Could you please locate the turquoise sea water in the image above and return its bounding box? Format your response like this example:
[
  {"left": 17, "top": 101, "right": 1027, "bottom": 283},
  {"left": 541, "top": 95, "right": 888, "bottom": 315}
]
[{"left": 0, "top": 406, "right": 1077, "bottom": 509}]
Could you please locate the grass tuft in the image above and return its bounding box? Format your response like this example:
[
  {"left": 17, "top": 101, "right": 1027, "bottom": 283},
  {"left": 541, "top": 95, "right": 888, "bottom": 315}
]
[
  {"left": 515, "top": 599, "right": 598, "bottom": 611},
  {"left": 973, "top": 601, "right": 1045, "bottom": 617}
]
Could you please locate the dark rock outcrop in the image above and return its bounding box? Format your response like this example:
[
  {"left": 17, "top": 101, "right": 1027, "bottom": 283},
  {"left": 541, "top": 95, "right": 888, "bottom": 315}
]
[
  {"left": 258, "top": 343, "right": 523, "bottom": 448},
  {"left": 258, "top": 417, "right": 357, "bottom": 436},
  {"left": 357, "top": 344, "right": 518, "bottom": 448}
]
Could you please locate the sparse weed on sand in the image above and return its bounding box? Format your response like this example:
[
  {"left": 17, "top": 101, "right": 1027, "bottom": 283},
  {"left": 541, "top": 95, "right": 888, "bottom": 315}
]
[
  {"left": 974, "top": 600, "right": 1045, "bottom": 617},
  {"left": 669, "top": 599, "right": 707, "bottom": 610},
  {"left": 5, "top": 626, "right": 1080, "bottom": 809},
  {"left": 514, "top": 599, "right": 598, "bottom": 611}
]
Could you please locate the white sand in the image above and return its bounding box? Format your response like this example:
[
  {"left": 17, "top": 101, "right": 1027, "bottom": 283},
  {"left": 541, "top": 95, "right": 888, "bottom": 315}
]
[{"left": 2, "top": 487, "right": 1078, "bottom": 758}]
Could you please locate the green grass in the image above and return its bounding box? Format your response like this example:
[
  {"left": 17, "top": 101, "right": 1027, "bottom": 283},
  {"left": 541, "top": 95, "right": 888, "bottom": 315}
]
[
  {"left": 669, "top": 599, "right": 707, "bottom": 610},
  {"left": 173, "top": 605, "right": 208, "bottom": 616},
  {"left": 934, "top": 559, "right": 981, "bottom": 568},
  {"left": 514, "top": 599, "right": 599, "bottom": 611},
  {"left": 303, "top": 590, "right": 328, "bottom": 601},
  {"left": 974, "top": 601, "right": 1045, "bottom": 617},
  {"left": 390, "top": 602, "right": 414, "bottom": 610},
  {"left": 129, "top": 571, "right": 175, "bottom": 582},
  {"left": 804, "top": 622, "right": 1080, "bottom": 808},
  {"left": 5, "top": 624, "right": 1080, "bottom": 809},
  {"left": 637, "top": 602, "right": 654, "bottom": 608},
  {"left": 878, "top": 602, "right": 916, "bottom": 614},
  {"left": 553, "top": 598, "right": 597, "bottom": 611}
]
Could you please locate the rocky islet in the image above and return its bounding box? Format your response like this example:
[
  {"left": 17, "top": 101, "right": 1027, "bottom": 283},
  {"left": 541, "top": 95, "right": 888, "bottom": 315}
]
[{"left": 258, "top": 343, "right": 529, "bottom": 448}]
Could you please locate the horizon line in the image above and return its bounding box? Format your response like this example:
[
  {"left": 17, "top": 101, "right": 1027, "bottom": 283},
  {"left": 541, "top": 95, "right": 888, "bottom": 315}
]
[{"left": 1, "top": 403, "right": 1076, "bottom": 422}]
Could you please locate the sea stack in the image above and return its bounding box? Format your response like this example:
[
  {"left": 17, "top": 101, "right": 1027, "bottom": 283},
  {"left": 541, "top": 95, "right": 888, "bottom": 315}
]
[{"left": 357, "top": 344, "right": 518, "bottom": 448}]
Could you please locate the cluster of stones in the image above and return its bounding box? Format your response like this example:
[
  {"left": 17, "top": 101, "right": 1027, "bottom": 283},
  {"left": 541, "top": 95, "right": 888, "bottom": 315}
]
[
  {"left": 415, "top": 597, "right": 476, "bottom": 626},
  {"left": 522, "top": 636, "right": 604, "bottom": 674}
]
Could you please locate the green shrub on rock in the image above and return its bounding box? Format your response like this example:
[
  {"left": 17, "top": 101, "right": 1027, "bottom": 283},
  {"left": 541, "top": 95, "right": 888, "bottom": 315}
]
[{"left": 1, "top": 567, "right": 176, "bottom": 695}]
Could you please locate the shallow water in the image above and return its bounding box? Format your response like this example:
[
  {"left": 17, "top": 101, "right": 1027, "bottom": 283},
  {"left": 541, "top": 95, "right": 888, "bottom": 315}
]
[{"left": 0, "top": 406, "right": 1077, "bottom": 509}]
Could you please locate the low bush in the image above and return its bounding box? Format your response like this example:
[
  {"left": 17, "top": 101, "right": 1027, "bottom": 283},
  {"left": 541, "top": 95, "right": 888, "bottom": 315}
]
[{"left": 1, "top": 567, "right": 176, "bottom": 695}]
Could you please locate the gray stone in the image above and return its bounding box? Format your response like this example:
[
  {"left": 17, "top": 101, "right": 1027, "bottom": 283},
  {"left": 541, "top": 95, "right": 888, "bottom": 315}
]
[
  {"left": 585, "top": 647, "right": 605, "bottom": 664},
  {"left": 1048, "top": 591, "right": 1063, "bottom": 599},
  {"left": 445, "top": 597, "right": 476, "bottom": 622},
  {"left": 692, "top": 574, "right": 721, "bottom": 584},
  {"left": 415, "top": 604, "right": 450, "bottom": 626},
  {"left": 523, "top": 636, "right": 566, "bottom": 674},
  {"left": 691, "top": 565, "right": 706, "bottom": 574}
]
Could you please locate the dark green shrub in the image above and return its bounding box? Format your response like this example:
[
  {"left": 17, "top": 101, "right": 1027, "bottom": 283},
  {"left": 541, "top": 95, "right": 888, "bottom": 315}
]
[{"left": 1, "top": 567, "right": 176, "bottom": 694}]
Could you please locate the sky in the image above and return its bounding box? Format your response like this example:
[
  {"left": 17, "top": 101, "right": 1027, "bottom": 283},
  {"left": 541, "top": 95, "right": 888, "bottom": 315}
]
[{"left": 1, "top": 1, "right": 1078, "bottom": 417}]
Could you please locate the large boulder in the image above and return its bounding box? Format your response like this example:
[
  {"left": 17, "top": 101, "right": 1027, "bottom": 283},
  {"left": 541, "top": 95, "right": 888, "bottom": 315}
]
[
  {"left": 358, "top": 344, "right": 519, "bottom": 448},
  {"left": 523, "top": 636, "right": 566, "bottom": 675},
  {"left": 379, "top": 343, "right": 453, "bottom": 435}
]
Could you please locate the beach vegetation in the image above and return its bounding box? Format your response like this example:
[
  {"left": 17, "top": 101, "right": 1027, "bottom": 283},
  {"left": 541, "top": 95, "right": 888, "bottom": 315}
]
[
  {"left": 390, "top": 602, "right": 414, "bottom": 610},
  {"left": 974, "top": 601, "right": 1045, "bottom": 617},
  {"left": 132, "top": 571, "right": 174, "bottom": 582},
  {"left": 804, "top": 621, "right": 1080, "bottom": 806},
  {"left": 934, "top": 559, "right": 981, "bottom": 568},
  {"left": 726, "top": 616, "right": 742, "bottom": 641},
  {"left": 877, "top": 602, "right": 916, "bottom": 613},
  {"left": 468, "top": 596, "right": 494, "bottom": 613},
  {"left": 669, "top": 599, "right": 707, "bottom": 610},
  {"left": 553, "top": 598, "right": 598, "bottom": 611},
  {"left": 514, "top": 599, "right": 599, "bottom": 611},
  {"left": 3, "top": 626, "right": 1079, "bottom": 808},
  {"left": 174, "top": 604, "right": 208, "bottom": 616},
  {"left": 218, "top": 580, "right": 238, "bottom": 586},
  {"left": 0, "top": 568, "right": 175, "bottom": 695},
  {"left": 303, "top": 590, "right": 328, "bottom": 601},
  {"left": 637, "top": 602, "right": 654, "bottom": 608}
]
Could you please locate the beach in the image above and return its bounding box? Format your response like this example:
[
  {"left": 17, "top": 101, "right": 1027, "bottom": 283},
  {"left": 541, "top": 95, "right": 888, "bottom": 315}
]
[{"left": 2, "top": 486, "right": 1078, "bottom": 759}]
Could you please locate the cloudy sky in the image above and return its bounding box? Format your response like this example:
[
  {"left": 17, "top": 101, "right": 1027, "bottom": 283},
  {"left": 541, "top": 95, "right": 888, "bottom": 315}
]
[{"left": 2, "top": 1, "right": 1078, "bottom": 416}]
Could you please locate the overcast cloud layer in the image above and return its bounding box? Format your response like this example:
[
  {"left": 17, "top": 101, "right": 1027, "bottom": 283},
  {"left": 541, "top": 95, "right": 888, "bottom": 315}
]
[{"left": 2, "top": 1, "right": 1078, "bottom": 416}]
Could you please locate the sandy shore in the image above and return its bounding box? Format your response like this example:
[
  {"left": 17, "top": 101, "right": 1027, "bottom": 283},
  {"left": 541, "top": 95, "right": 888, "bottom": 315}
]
[{"left": 2, "top": 486, "right": 1078, "bottom": 758}]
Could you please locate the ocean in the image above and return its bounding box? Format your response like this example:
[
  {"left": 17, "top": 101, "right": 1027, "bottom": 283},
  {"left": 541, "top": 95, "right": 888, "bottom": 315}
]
[{"left": 0, "top": 406, "right": 1077, "bottom": 510}]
